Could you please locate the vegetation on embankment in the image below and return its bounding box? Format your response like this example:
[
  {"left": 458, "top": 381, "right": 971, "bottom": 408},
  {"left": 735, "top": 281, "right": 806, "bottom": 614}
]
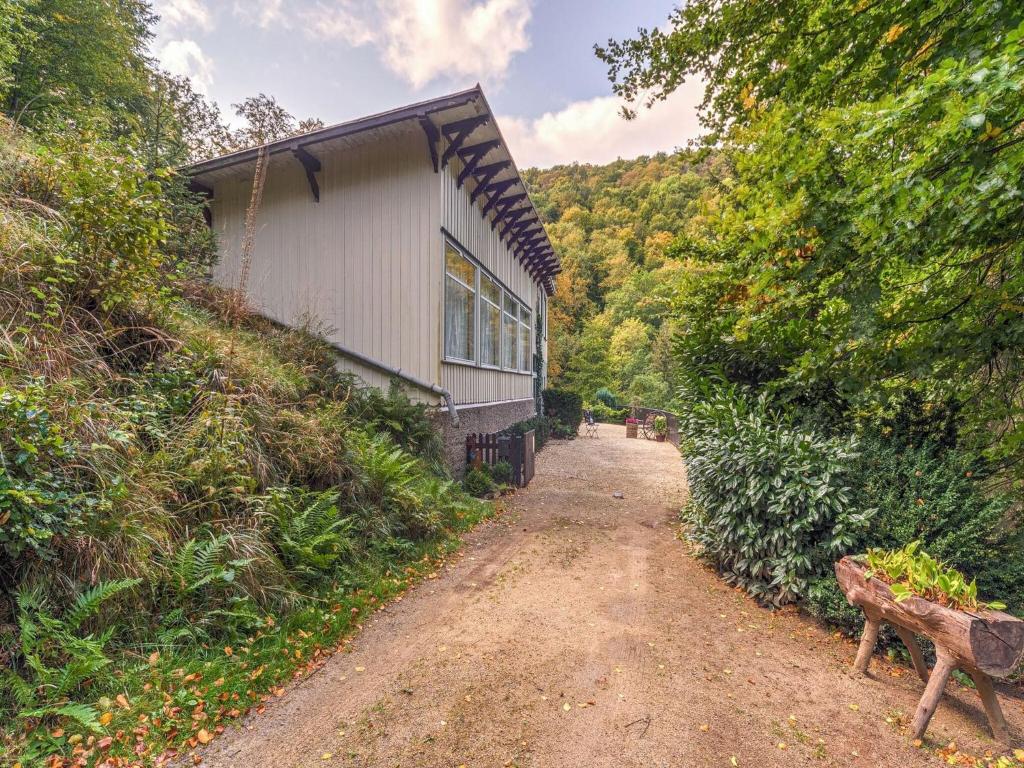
[{"left": 0, "top": 116, "right": 490, "bottom": 767}]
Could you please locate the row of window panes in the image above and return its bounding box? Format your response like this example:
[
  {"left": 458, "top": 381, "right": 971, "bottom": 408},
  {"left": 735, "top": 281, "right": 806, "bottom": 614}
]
[{"left": 444, "top": 241, "right": 532, "bottom": 373}]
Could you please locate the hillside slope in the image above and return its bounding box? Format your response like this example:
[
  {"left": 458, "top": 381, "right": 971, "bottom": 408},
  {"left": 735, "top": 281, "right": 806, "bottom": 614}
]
[
  {"left": 523, "top": 151, "right": 723, "bottom": 411},
  {"left": 0, "top": 119, "right": 488, "bottom": 768}
]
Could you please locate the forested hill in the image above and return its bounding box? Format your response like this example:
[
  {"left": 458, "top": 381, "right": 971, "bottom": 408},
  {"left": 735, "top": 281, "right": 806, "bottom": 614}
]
[{"left": 523, "top": 152, "right": 723, "bottom": 410}]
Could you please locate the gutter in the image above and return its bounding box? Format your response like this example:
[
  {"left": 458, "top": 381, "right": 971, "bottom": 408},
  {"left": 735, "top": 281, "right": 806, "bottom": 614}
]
[{"left": 325, "top": 340, "right": 460, "bottom": 427}]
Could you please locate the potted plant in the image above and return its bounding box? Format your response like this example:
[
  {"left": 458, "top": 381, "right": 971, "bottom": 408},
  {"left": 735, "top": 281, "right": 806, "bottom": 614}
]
[
  {"left": 625, "top": 416, "right": 638, "bottom": 439},
  {"left": 653, "top": 415, "right": 668, "bottom": 442}
]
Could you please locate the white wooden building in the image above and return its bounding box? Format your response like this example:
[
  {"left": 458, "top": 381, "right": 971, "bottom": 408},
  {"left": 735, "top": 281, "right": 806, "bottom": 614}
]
[{"left": 185, "top": 87, "right": 559, "bottom": 471}]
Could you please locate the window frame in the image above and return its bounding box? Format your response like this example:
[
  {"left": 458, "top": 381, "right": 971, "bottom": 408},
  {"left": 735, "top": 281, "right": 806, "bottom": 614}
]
[
  {"left": 443, "top": 241, "right": 477, "bottom": 364},
  {"left": 442, "top": 233, "right": 533, "bottom": 376}
]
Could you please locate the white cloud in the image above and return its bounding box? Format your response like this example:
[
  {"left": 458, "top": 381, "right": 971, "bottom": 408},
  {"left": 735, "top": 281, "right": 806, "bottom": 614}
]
[
  {"left": 157, "top": 39, "right": 215, "bottom": 94},
  {"left": 239, "top": 0, "right": 285, "bottom": 29},
  {"left": 154, "top": 0, "right": 212, "bottom": 31},
  {"left": 498, "top": 84, "right": 706, "bottom": 168},
  {"left": 304, "top": 0, "right": 532, "bottom": 88}
]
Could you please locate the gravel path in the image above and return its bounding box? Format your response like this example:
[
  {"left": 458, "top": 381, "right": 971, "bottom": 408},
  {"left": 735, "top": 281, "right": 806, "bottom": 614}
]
[{"left": 194, "top": 425, "right": 1023, "bottom": 767}]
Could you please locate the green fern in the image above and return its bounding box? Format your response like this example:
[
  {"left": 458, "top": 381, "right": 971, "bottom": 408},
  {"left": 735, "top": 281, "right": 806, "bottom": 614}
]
[
  {"left": 266, "top": 488, "right": 355, "bottom": 580},
  {"left": 2, "top": 579, "right": 139, "bottom": 730}
]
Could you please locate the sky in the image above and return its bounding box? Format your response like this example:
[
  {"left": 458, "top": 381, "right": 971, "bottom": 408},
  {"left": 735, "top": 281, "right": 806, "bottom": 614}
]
[{"left": 151, "top": 0, "right": 705, "bottom": 168}]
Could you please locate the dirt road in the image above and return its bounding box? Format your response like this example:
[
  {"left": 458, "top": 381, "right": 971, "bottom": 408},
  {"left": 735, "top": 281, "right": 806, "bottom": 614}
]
[{"left": 196, "top": 425, "right": 1022, "bottom": 767}]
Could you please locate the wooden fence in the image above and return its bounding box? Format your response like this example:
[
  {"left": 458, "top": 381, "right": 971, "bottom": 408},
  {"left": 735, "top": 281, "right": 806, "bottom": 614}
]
[{"left": 466, "top": 430, "right": 536, "bottom": 487}]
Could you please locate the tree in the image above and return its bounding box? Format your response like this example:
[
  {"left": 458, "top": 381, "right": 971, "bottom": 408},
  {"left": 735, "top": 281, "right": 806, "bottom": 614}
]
[
  {"left": 228, "top": 94, "right": 324, "bottom": 150},
  {"left": 230, "top": 93, "right": 295, "bottom": 148},
  {"left": 4, "top": 0, "right": 154, "bottom": 126},
  {"left": 599, "top": 0, "right": 1024, "bottom": 472}
]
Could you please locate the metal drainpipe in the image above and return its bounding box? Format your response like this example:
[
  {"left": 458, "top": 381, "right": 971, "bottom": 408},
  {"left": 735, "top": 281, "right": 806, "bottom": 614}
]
[{"left": 325, "top": 340, "right": 460, "bottom": 427}]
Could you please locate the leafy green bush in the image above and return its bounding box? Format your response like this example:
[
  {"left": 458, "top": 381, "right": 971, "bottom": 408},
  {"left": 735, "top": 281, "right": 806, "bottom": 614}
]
[
  {"left": 42, "top": 135, "right": 170, "bottom": 313},
  {"left": 462, "top": 467, "right": 495, "bottom": 497},
  {"left": 488, "top": 460, "right": 513, "bottom": 486},
  {"left": 0, "top": 381, "right": 80, "bottom": 563},
  {"left": 503, "top": 415, "right": 551, "bottom": 450},
  {"left": 585, "top": 401, "right": 629, "bottom": 423},
  {"left": 542, "top": 388, "right": 582, "bottom": 436},
  {"left": 681, "top": 387, "right": 870, "bottom": 605},
  {"left": 595, "top": 387, "right": 617, "bottom": 408}
]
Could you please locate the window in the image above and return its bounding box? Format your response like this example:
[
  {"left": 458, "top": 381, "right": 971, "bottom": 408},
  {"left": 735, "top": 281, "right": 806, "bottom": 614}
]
[
  {"left": 502, "top": 292, "right": 518, "bottom": 369},
  {"left": 519, "top": 304, "right": 532, "bottom": 372},
  {"left": 444, "top": 242, "right": 476, "bottom": 362},
  {"left": 480, "top": 274, "right": 501, "bottom": 367},
  {"left": 442, "top": 235, "right": 533, "bottom": 374}
]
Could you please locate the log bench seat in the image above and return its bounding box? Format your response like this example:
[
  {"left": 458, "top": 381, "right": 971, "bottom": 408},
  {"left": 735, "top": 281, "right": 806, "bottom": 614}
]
[{"left": 835, "top": 556, "right": 1024, "bottom": 745}]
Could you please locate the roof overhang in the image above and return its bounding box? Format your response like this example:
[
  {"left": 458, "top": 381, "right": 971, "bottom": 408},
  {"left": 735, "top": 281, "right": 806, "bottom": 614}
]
[{"left": 184, "top": 86, "right": 560, "bottom": 295}]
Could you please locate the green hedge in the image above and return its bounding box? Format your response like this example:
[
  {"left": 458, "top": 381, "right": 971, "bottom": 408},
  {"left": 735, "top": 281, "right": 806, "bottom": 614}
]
[
  {"left": 806, "top": 435, "right": 1024, "bottom": 630},
  {"left": 542, "top": 388, "right": 582, "bottom": 436},
  {"left": 503, "top": 415, "right": 551, "bottom": 450}
]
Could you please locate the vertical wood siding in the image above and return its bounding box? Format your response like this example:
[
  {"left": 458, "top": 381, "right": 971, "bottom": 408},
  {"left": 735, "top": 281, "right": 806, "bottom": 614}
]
[
  {"left": 440, "top": 159, "right": 538, "bottom": 405},
  {"left": 210, "top": 126, "right": 442, "bottom": 401},
  {"left": 207, "top": 125, "right": 545, "bottom": 408}
]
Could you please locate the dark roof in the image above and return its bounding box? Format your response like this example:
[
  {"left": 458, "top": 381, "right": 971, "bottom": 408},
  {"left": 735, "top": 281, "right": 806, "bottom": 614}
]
[{"left": 185, "top": 86, "right": 559, "bottom": 294}]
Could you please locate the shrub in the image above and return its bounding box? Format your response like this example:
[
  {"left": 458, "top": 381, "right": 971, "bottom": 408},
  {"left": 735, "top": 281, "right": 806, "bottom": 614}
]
[
  {"left": 488, "top": 460, "right": 513, "bottom": 486},
  {"left": 595, "top": 387, "right": 617, "bottom": 408},
  {"left": 502, "top": 415, "right": 551, "bottom": 450},
  {"left": 653, "top": 415, "right": 668, "bottom": 436},
  {"left": 806, "top": 435, "right": 1024, "bottom": 621},
  {"left": 585, "top": 401, "right": 628, "bottom": 423},
  {"left": 681, "top": 387, "right": 870, "bottom": 605},
  {"left": 462, "top": 467, "right": 494, "bottom": 497},
  {"left": 0, "top": 381, "right": 80, "bottom": 564},
  {"left": 542, "top": 388, "right": 582, "bottom": 435}
]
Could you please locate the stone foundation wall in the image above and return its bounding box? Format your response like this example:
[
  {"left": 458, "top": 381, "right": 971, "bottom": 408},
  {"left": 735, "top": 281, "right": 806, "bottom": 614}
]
[{"left": 432, "top": 398, "right": 538, "bottom": 478}]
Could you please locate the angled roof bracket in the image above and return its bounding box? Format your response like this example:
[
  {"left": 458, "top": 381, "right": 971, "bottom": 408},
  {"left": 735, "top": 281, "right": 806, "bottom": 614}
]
[
  {"left": 291, "top": 146, "right": 322, "bottom": 202},
  {"left": 479, "top": 178, "right": 520, "bottom": 218},
  {"left": 418, "top": 115, "right": 440, "bottom": 173},
  {"left": 441, "top": 114, "right": 490, "bottom": 168},
  {"left": 468, "top": 160, "right": 511, "bottom": 202}
]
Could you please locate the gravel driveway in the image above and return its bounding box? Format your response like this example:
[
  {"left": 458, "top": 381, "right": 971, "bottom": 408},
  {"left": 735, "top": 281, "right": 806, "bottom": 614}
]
[{"left": 193, "top": 425, "right": 1023, "bottom": 767}]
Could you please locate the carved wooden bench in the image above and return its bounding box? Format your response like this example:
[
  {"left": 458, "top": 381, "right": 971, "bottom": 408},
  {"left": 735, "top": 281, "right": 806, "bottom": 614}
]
[{"left": 835, "top": 556, "right": 1024, "bottom": 745}]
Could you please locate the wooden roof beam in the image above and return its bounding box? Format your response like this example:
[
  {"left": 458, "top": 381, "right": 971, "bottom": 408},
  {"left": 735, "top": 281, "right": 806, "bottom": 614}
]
[
  {"left": 490, "top": 193, "right": 529, "bottom": 230},
  {"left": 499, "top": 209, "right": 536, "bottom": 238},
  {"left": 497, "top": 205, "right": 532, "bottom": 239},
  {"left": 480, "top": 178, "right": 521, "bottom": 218}
]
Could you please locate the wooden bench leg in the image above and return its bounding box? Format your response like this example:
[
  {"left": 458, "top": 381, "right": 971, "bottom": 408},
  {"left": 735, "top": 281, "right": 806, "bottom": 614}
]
[
  {"left": 968, "top": 669, "right": 1011, "bottom": 745},
  {"left": 911, "top": 650, "right": 955, "bottom": 742},
  {"left": 854, "top": 615, "right": 881, "bottom": 674},
  {"left": 894, "top": 625, "right": 930, "bottom": 683}
]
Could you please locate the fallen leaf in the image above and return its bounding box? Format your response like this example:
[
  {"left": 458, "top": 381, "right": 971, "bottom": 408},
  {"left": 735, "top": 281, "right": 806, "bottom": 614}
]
[
  {"left": 224, "top": 647, "right": 233, "bottom": 656},
  {"left": 99, "top": 712, "right": 113, "bottom": 727},
  {"left": 562, "top": 702, "right": 571, "bottom": 711},
  {"left": 196, "top": 729, "right": 213, "bottom": 745},
  {"left": 699, "top": 724, "right": 709, "bottom": 732},
  {"left": 848, "top": 703, "right": 860, "bottom": 711}
]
